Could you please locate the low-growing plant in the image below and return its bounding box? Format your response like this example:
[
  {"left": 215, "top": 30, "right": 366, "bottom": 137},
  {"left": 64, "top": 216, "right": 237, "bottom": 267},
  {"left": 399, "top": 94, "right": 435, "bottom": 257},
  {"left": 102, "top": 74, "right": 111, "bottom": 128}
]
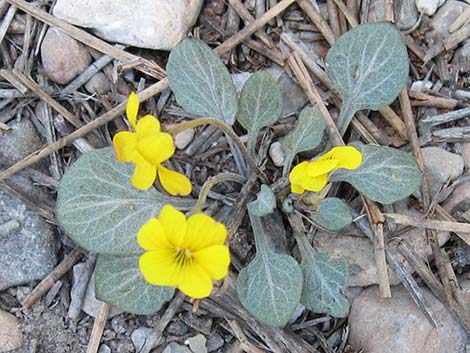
[{"left": 56, "top": 22, "right": 422, "bottom": 326}]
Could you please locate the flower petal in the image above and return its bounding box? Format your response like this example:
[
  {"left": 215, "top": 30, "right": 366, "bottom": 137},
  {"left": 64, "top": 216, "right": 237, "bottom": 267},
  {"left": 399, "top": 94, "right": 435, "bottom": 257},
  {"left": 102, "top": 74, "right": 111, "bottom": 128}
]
[
  {"left": 137, "top": 132, "right": 175, "bottom": 165},
  {"left": 139, "top": 250, "right": 179, "bottom": 287},
  {"left": 291, "top": 183, "right": 305, "bottom": 194},
  {"left": 137, "top": 218, "right": 171, "bottom": 251},
  {"left": 289, "top": 161, "right": 310, "bottom": 185},
  {"left": 131, "top": 155, "right": 157, "bottom": 190},
  {"left": 302, "top": 173, "right": 328, "bottom": 192},
  {"left": 324, "top": 146, "right": 362, "bottom": 170},
  {"left": 177, "top": 262, "right": 213, "bottom": 299},
  {"left": 113, "top": 131, "right": 137, "bottom": 162},
  {"left": 126, "top": 92, "right": 139, "bottom": 129},
  {"left": 185, "top": 213, "right": 219, "bottom": 251},
  {"left": 157, "top": 165, "right": 192, "bottom": 196},
  {"left": 307, "top": 159, "right": 338, "bottom": 176},
  {"left": 193, "top": 245, "right": 230, "bottom": 280},
  {"left": 136, "top": 115, "right": 161, "bottom": 138},
  {"left": 213, "top": 222, "right": 227, "bottom": 245},
  {"left": 158, "top": 205, "right": 187, "bottom": 247}
]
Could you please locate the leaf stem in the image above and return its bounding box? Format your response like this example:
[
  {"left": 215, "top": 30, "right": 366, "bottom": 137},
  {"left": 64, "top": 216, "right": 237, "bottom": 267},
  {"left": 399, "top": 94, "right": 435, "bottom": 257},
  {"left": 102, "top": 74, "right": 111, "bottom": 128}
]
[
  {"left": 337, "top": 100, "right": 356, "bottom": 136},
  {"left": 187, "top": 172, "right": 246, "bottom": 216},
  {"left": 166, "top": 117, "right": 266, "bottom": 180}
]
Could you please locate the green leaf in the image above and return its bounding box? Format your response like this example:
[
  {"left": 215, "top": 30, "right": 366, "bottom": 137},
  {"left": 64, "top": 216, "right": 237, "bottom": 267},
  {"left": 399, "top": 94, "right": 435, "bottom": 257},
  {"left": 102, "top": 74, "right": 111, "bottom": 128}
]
[
  {"left": 249, "top": 185, "right": 276, "bottom": 217},
  {"left": 167, "top": 37, "right": 238, "bottom": 125},
  {"left": 95, "top": 254, "right": 174, "bottom": 315},
  {"left": 330, "top": 143, "right": 422, "bottom": 204},
  {"left": 281, "top": 105, "right": 326, "bottom": 175},
  {"left": 237, "top": 71, "right": 283, "bottom": 155},
  {"left": 237, "top": 205, "right": 303, "bottom": 327},
  {"left": 296, "top": 236, "right": 349, "bottom": 318},
  {"left": 311, "top": 197, "right": 352, "bottom": 231},
  {"left": 326, "top": 22, "right": 409, "bottom": 134},
  {"left": 56, "top": 147, "right": 193, "bottom": 255}
]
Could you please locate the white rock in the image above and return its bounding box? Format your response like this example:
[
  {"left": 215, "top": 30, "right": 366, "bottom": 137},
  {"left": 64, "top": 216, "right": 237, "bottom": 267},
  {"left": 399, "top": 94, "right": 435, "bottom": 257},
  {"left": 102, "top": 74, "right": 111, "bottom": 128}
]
[
  {"left": 163, "top": 342, "right": 192, "bottom": 353},
  {"left": 269, "top": 141, "right": 285, "bottom": 167},
  {"left": 427, "top": 0, "right": 468, "bottom": 43},
  {"left": 53, "top": 0, "right": 204, "bottom": 50},
  {"left": 416, "top": 0, "right": 440, "bottom": 15},
  {"left": 41, "top": 28, "right": 91, "bottom": 85},
  {"left": 174, "top": 128, "right": 195, "bottom": 150},
  {"left": 348, "top": 285, "right": 467, "bottom": 353},
  {"left": 0, "top": 309, "right": 23, "bottom": 352},
  {"left": 410, "top": 80, "right": 433, "bottom": 93}
]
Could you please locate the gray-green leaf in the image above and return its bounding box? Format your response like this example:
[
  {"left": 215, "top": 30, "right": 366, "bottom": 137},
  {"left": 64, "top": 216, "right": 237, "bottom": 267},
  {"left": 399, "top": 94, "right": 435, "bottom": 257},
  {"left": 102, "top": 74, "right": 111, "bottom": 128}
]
[
  {"left": 167, "top": 37, "right": 238, "bottom": 125},
  {"left": 237, "top": 206, "right": 303, "bottom": 327},
  {"left": 311, "top": 198, "right": 352, "bottom": 231},
  {"left": 296, "top": 236, "right": 349, "bottom": 318},
  {"left": 330, "top": 143, "right": 422, "bottom": 204},
  {"left": 56, "top": 147, "right": 193, "bottom": 255},
  {"left": 95, "top": 254, "right": 174, "bottom": 315},
  {"left": 249, "top": 185, "right": 276, "bottom": 217},
  {"left": 281, "top": 105, "right": 326, "bottom": 175},
  {"left": 237, "top": 70, "right": 282, "bottom": 155},
  {"left": 326, "top": 22, "right": 409, "bottom": 134}
]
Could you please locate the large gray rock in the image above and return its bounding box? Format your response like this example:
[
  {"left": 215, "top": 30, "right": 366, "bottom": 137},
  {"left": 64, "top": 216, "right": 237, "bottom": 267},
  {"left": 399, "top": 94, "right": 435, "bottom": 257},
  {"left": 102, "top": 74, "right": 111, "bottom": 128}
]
[
  {"left": 41, "top": 28, "right": 92, "bottom": 85},
  {"left": 427, "top": 0, "right": 469, "bottom": 44},
  {"left": 348, "top": 285, "right": 467, "bottom": 353},
  {"left": 0, "top": 119, "right": 42, "bottom": 165},
  {"left": 422, "top": 147, "right": 464, "bottom": 196},
  {"left": 452, "top": 40, "right": 470, "bottom": 73},
  {"left": 0, "top": 189, "right": 57, "bottom": 291},
  {"left": 52, "top": 0, "right": 204, "bottom": 50},
  {"left": 312, "top": 209, "right": 449, "bottom": 287}
]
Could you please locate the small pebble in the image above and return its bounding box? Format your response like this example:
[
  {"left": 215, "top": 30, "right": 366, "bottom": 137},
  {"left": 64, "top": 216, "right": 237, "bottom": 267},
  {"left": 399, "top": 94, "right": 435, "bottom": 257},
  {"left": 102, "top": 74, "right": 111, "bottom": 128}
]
[
  {"left": 131, "top": 327, "right": 154, "bottom": 352},
  {"left": 162, "top": 342, "right": 192, "bottom": 353},
  {"left": 269, "top": 141, "right": 285, "bottom": 167},
  {"left": 174, "top": 128, "right": 195, "bottom": 150},
  {"left": 98, "top": 344, "right": 111, "bottom": 353},
  {"left": 416, "top": 0, "right": 439, "bottom": 15},
  {"left": 207, "top": 333, "right": 224, "bottom": 352},
  {"left": 186, "top": 334, "right": 207, "bottom": 353},
  {"left": 0, "top": 309, "right": 23, "bottom": 352},
  {"left": 41, "top": 28, "right": 91, "bottom": 84},
  {"left": 85, "top": 72, "right": 111, "bottom": 95}
]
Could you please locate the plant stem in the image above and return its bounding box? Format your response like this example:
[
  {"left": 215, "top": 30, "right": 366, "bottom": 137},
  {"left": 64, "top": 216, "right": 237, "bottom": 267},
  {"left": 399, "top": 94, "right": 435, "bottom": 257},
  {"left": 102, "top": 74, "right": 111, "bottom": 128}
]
[
  {"left": 166, "top": 117, "right": 265, "bottom": 180},
  {"left": 187, "top": 172, "right": 246, "bottom": 216}
]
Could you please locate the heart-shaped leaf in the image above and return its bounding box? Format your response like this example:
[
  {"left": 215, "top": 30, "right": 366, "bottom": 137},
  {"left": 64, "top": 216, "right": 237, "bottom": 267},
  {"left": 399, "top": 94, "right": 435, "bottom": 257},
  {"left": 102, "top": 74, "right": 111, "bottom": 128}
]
[
  {"left": 311, "top": 197, "right": 352, "bottom": 231},
  {"left": 95, "top": 254, "right": 174, "bottom": 315},
  {"left": 167, "top": 37, "right": 238, "bottom": 125},
  {"left": 237, "top": 70, "right": 283, "bottom": 156},
  {"left": 296, "top": 236, "right": 349, "bottom": 318},
  {"left": 249, "top": 185, "right": 276, "bottom": 217},
  {"left": 281, "top": 105, "right": 326, "bottom": 175},
  {"left": 326, "top": 22, "right": 409, "bottom": 134},
  {"left": 330, "top": 143, "right": 422, "bottom": 204},
  {"left": 237, "top": 204, "right": 303, "bottom": 327},
  {"left": 56, "top": 147, "right": 194, "bottom": 255}
]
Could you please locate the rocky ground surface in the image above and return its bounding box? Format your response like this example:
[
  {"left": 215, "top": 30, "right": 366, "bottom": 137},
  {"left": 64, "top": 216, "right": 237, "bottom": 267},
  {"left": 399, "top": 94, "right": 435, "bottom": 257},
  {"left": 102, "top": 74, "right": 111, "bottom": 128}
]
[{"left": 1, "top": 0, "right": 470, "bottom": 352}]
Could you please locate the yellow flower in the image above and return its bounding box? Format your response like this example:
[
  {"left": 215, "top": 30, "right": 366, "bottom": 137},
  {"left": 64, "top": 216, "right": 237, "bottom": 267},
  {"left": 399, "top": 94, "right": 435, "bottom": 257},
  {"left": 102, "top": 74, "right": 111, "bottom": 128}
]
[
  {"left": 113, "top": 92, "right": 192, "bottom": 195},
  {"left": 289, "top": 146, "right": 362, "bottom": 194},
  {"left": 137, "top": 205, "right": 231, "bottom": 299}
]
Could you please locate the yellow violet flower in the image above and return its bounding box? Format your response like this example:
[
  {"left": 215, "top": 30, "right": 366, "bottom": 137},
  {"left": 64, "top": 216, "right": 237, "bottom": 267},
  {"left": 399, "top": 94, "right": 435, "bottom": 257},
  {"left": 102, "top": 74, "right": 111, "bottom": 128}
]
[
  {"left": 289, "top": 146, "right": 362, "bottom": 194},
  {"left": 137, "top": 205, "right": 231, "bottom": 299},
  {"left": 113, "top": 92, "right": 192, "bottom": 195}
]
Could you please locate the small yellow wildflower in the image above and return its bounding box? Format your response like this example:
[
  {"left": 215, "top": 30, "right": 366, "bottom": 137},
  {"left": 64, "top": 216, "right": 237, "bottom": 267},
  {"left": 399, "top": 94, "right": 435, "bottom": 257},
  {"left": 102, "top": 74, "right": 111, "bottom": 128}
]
[
  {"left": 137, "top": 205, "right": 231, "bottom": 299},
  {"left": 113, "top": 92, "right": 192, "bottom": 195},
  {"left": 289, "top": 146, "right": 362, "bottom": 194}
]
